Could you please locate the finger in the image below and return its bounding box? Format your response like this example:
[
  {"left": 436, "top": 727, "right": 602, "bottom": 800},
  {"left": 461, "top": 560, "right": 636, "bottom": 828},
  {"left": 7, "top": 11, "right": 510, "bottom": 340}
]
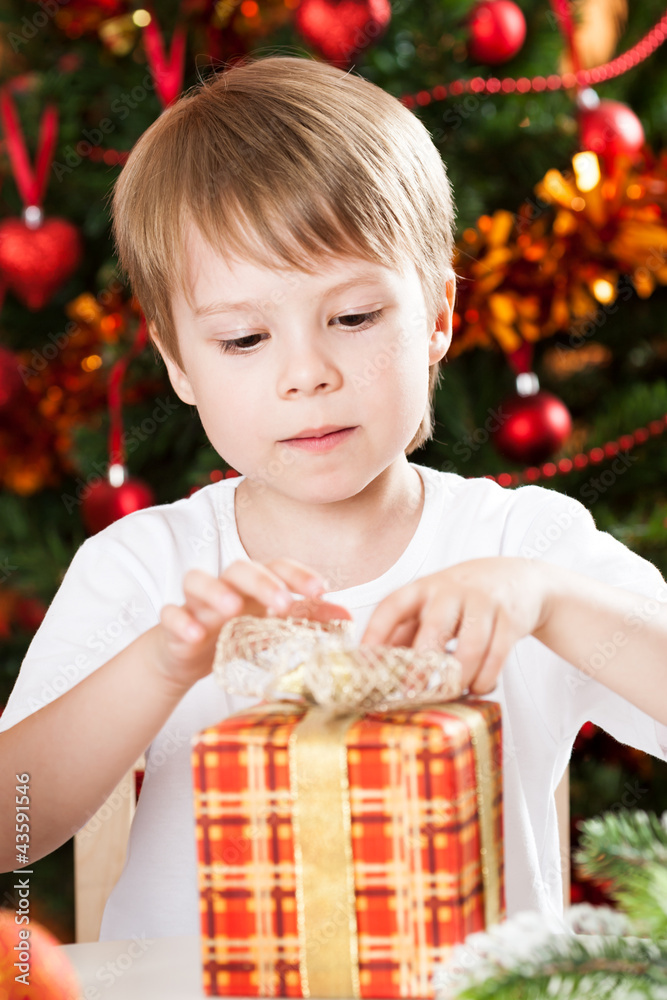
[
  {"left": 161, "top": 603, "right": 207, "bottom": 644},
  {"left": 449, "top": 602, "right": 496, "bottom": 686},
  {"left": 469, "top": 613, "right": 514, "bottom": 694},
  {"left": 409, "top": 597, "right": 463, "bottom": 655},
  {"left": 185, "top": 564, "right": 290, "bottom": 618},
  {"left": 223, "top": 560, "right": 323, "bottom": 612},
  {"left": 386, "top": 616, "right": 421, "bottom": 648},
  {"left": 360, "top": 582, "right": 430, "bottom": 646},
  {"left": 182, "top": 570, "right": 244, "bottom": 623},
  {"left": 265, "top": 558, "right": 331, "bottom": 597},
  {"left": 451, "top": 600, "right": 491, "bottom": 663}
]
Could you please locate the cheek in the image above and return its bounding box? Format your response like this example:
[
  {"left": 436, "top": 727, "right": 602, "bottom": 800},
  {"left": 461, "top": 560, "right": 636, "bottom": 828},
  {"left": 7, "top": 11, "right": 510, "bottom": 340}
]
[
  {"left": 368, "top": 328, "right": 429, "bottom": 399},
  {"left": 351, "top": 325, "right": 427, "bottom": 395}
]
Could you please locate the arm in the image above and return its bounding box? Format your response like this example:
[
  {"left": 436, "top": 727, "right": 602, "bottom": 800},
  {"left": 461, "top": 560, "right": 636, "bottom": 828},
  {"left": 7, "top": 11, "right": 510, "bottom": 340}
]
[
  {"left": 0, "top": 624, "right": 183, "bottom": 872},
  {"left": 532, "top": 562, "right": 667, "bottom": 727},
  {"left": 0, "top": 556, "right": 329, "bottom": 873}
]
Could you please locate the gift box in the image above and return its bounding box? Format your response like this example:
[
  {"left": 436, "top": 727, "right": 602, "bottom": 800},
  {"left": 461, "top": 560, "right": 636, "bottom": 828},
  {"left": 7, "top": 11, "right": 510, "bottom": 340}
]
[{"left": 192, "top": 614, "right": 504, "bottom": 999}]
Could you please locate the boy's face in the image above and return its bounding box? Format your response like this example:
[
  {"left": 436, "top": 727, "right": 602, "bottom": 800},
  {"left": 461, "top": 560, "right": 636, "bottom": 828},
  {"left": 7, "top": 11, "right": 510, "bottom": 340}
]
[{"left": 156, "top": 223, "right": 453, "bottom": 504}]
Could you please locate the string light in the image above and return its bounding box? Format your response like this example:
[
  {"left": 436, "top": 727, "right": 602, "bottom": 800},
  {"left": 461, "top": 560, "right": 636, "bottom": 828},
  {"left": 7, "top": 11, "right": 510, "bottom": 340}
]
[
  {"left": 572, "top": 152, "right": 601, "bottom": 192},
  {"left": 132, "top": 9, "right": 151, "bottom": 27}
]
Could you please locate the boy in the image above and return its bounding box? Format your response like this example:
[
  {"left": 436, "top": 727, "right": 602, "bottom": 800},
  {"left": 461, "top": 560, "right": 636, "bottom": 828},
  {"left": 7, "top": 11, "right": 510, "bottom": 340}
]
[{"left": 1, "top": 55, "right": 666, "bottom": 944}]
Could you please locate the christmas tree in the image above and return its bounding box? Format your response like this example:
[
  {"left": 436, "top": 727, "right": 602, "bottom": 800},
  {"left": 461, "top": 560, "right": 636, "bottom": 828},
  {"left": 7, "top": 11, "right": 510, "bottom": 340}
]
[{"left": 0, "top": 0, "right": 665, "bottom": 942}]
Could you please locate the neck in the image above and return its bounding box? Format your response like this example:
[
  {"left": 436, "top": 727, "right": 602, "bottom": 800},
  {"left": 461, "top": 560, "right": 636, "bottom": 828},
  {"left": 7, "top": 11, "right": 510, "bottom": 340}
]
[{"left": 233, "top": 458, "right": 424, "bottom": 588}]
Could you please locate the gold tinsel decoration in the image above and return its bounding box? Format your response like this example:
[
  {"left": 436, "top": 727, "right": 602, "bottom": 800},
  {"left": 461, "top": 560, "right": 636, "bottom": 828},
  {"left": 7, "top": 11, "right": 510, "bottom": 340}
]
[{"left": 450, "top": 150, "right": 667, "bottom": 359}]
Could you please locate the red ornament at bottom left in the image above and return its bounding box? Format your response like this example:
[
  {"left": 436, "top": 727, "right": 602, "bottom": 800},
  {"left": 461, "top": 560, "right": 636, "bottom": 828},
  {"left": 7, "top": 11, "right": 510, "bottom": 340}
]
[
  {"left": 0, "top": 909, "right": 80, "bottom": 999},
  {"left": 82, "top": 473, "right": 155, "bottom": 534}
]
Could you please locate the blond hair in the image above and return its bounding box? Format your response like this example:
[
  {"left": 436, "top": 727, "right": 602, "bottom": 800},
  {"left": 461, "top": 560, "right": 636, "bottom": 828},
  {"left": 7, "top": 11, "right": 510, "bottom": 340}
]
[{"left": 111, "top": 55, "right": 456, "bottom": 453}]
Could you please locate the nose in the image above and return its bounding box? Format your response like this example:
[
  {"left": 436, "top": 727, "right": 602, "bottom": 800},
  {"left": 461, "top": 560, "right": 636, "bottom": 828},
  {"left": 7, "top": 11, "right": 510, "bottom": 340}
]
[{"left": 276, "top": 333, "right": 343, "bottom": 397}]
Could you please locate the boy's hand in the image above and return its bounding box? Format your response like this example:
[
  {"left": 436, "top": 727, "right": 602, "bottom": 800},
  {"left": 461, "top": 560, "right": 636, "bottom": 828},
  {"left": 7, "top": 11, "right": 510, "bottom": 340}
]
[
  {"left": 359, "top": 557, "right": 550, "bottom": 695},
  {"left": 155, "top": 558, "right": 331, "bottom": 694}
]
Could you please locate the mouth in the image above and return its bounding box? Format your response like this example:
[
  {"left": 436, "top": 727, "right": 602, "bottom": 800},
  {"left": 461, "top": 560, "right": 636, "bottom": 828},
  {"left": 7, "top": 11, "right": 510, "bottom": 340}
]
[
  {"left": 281, "top": 425, "right": 354, "bottom": 441},
  {"left": 280, "top": 426, "right": 358, "bottom": 450}
]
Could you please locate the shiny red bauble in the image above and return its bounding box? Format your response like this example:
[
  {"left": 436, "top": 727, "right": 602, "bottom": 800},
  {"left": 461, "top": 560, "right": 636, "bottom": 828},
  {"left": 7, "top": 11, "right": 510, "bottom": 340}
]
[
  {"left": 491, "top": 389, "right": 572, "bottom": 465},
  {"left": 468, "top": 0, "right": 526, "bottom": 64},
  {"left": 0, "top": 909, "right": 80, "bottom": 999},
  {"left": 0, "top": 217, "right": 83, "bottom": 310},
  {"left": 81, "top": 476, "right": 155, "bottom": 534},
  {"left": 579, "top": 99, "right": 645, "bottom": 169},
  {"left": 295, "top": 0, "right": 392, "bottom": 65}
]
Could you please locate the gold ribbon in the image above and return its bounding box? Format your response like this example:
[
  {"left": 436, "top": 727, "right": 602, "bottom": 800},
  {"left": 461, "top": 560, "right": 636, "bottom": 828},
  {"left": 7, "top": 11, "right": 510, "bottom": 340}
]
[
  {"left": 288, "top": 707, "right": 361, "bottom": 1000},
  {"left": 440, "top": 702, "right": 501, "bottom": 927}
]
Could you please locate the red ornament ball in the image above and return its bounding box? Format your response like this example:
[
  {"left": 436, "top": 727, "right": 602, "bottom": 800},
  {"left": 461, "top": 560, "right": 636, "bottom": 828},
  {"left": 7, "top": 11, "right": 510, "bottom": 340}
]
[
  {"left": 0, "top": 217, "right": 83, "bottom": 311},
  {"left": 81, "top": 476, "right": 155, "bottom": 534},
  {"left": 0, "top": 909, "right": 80, "bottom": 999},
  {"left": 295, "top": 0, "right": 392, "bottom": 65},
  {"left": 0, "top": 345, "right": 25, "bottom": 409},
  {"left": 579, "top": 99, "right": 645, "bottom": 169},
  {"left": 491, "top": 389, "right": 572, "bottom": 465},
  {"left": 468, "top": 0, "right": 526, "bottom": 65}
]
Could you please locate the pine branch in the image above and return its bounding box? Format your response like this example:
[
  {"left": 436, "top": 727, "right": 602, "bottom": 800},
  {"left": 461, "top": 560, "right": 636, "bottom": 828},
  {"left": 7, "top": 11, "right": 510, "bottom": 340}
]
[
  {"left": 574, "top": 809, "right": 667, "bottom": 936},
  {"left": 434, "top": 918, "right": 667, "bottom": 1000}
]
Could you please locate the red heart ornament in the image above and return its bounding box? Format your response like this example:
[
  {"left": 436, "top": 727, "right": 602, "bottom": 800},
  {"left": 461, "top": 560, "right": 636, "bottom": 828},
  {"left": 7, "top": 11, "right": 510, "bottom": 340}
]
[
  {"left": 0, "top": 216, "right": 83, "bottom": 311},
  {"left": 295, "top": 0, "right": 391, "bottom": 65}
]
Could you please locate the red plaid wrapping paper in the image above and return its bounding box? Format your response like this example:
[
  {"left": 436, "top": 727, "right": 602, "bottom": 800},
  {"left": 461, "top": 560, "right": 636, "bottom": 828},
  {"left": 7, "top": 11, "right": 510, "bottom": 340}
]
[{"left": 192, "top": 699, "right": 504, "bottom": 999}]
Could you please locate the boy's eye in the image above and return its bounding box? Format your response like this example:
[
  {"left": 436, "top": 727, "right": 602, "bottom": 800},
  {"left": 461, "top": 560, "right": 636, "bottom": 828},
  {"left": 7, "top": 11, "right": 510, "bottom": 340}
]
[
  {"left": 215, "top": 310, "right": 383, "bottom": 355},
  {"left": 215, "top": 333, "right": 265, "bottom": 355},
  {"left": 332, "top": 309, "right": 383, "bottom": 328}
]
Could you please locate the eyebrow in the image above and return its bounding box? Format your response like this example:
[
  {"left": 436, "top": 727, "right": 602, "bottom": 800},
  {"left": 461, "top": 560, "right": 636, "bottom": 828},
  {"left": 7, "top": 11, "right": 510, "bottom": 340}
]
[{"left": 193, "top": 270, "right": 389, "bottom": 318}]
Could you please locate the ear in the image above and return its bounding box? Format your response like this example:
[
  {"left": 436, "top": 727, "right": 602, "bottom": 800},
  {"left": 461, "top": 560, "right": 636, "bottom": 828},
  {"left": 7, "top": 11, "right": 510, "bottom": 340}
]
[
  {"left": 148, "top": 322, "right": 197, "bottom": 406},
  {"left": 428, "top": 272, "right": 456, "bottom": 365}
]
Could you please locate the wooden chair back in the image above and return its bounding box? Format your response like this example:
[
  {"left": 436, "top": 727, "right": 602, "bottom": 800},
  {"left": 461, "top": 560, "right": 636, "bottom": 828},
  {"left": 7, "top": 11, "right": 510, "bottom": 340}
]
[{"left": 73, "top": 754, "right": 145, "bottom": 943}]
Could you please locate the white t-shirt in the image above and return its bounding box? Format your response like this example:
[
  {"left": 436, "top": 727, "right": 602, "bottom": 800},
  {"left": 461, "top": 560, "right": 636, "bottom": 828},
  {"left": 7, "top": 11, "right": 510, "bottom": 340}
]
[{"left": 2, "top": 462, "right": 666, "bottom": 942}]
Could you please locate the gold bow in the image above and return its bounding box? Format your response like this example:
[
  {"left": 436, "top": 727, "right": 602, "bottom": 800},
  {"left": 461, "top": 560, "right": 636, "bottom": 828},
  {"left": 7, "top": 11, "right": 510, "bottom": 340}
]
[{"left": 213, "top": 613, "right": 463, "bottom": 711}]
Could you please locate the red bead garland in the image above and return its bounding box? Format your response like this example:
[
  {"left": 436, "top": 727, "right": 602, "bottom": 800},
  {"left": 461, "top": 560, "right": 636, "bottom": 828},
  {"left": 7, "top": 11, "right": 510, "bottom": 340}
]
[
  {"left": 401, "top": 10, "right": 667, "bottom": 109},
  {"left": 487, "top": 414, "right": 667, "bottom": 487}
]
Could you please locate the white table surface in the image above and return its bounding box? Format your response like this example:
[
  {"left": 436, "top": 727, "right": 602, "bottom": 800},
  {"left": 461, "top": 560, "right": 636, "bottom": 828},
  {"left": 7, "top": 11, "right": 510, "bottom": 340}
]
[
  {"left": 60, "top": 934, "right": 207, "bottom": 999},
  {"left": 59, "top": 936, "right": 362, "bottom": 999}
]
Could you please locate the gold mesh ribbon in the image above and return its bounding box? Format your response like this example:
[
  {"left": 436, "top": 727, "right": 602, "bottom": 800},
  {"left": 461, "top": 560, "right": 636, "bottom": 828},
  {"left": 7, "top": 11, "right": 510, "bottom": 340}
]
[{"left": 214, "top": 614, "right": 463, "bottom": 711}]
